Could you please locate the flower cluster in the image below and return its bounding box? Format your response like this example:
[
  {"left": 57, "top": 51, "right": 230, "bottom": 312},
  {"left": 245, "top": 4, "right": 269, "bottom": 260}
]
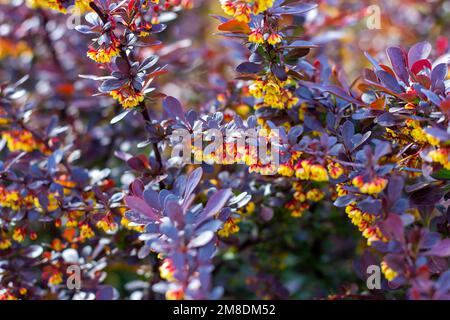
[
  {"left": 220, "top": 0, "right": 274, "bottom": 22},
  {"left": 249, "top": 77, "right": 299, "bottom": 110}
]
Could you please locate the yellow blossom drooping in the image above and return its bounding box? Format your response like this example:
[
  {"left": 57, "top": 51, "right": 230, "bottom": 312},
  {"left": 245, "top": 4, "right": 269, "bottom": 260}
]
[
  {"left": 381, "top": 261, "right": 398, "bottom": 281},
  {"left": 248, "top": 30, "right": 264, "bottom": 44},
  {"left": 27, "top": 0, "right": 91, "bottom": 14},
  {"left": 278, "top": 163, "right": 295, "bottom": 177},
  {"left": 0, "top": 289, "right": 17, "bottom": 300},
  {"left": 335, "top": 183, "right": 348, "bottom": 197},
  {"left": 120, "top": 217, "right": 145, "bottom": 232},
  {"left": 2, "top": 130, "right": 45, "bottom": 153},
  {"left": 234, "top": 2, "right": 251, "bottom": 22},
  {"left": 0, "top": 38, "right": 32, "bottom": 60},
  {"left": 285, "top": 199, "right": 309, "bottom": 218},
  {"left": 294, "top": 160, "right": 329, "bottom": 182},
  {"left": 0, "top": 239, "right": 12, "bottom": 250},
  {"left": 327, "top": 162, "right": 344, "bottom": 179},
  {"left": 48, "top": 272, "right": 63, "bottom": 285},
  {"left": 218, "top": 217, "right": 241, "bottom": 237},
  {"left": 110, "top": 89, "right": 145, "bottom": 109},
  {"left": 220, "top": 0, "right": 275, "bottom": 22},
  {"left": 87, "top": 45, "right": 121, "bottom": 64},
  {"left": 253, "top": 0, "right": 275, "bottom": 14},
  {"left": 12, "top": 227, "right": 26, "bottom": 243},
  {"left": 165, "top": 287, "right": 185, "bottom": 300},
  {"left": 80, "top": 224, "right": 95, "bottom": 241},
  {"left": 352, "top": 176, "right": 388, "bottom": 195},
  {"left": 345, "top": 203, "right": 387, "bottom": 245},
  {"left": 249, "top": 78, "right": 299, "bottom": 109},
  {"left": 306, "top": 189, "right": 325, "bottom": 202},
  {"left": 159, "top": 259, "right": 176, "bottom": 281},
  {"left": 96, "top": 215, "right": 118, "bottom": 233},
  {"left": 267, "top": 33, "right": 282, "bottom": 45},
  {"left": 428, "top": 148, "right": 450, "bottom": 169}
]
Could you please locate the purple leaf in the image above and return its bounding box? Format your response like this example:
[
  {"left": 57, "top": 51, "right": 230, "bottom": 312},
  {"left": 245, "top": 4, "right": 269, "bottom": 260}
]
[
  {"left": 124, "top": 196, "right": 159, "bottom": 221},
  {"left": 342, "top": 120, "right": 355, "bottom": 149},
  {"left": 311, "top": 83, "right": 365, "bottom": 106},
  {"left": 197, "top": 188, "right": 232, "bottom": 225},
  {"left": 424, "top": 239, "right": 450, "bottom": 257},
  {"left": 236, "top": 62, "right": 262, "bottom": 74},
  {"left": 387, "top": 46, "right": 409, "bottom": 84},
  {"left": 143, "top": 188, "right": 162, "bottom": 211},
  {"left": 379, "top": 213, "right": 404, "bottom": 242},
  {"left": 431, "top": 63, "right": 448, "bottom": 92},
  {"left": 184, "top": 167, "right": 203, "bottom": 200},
  {"left": 165, "top": 200, "right": 184, "bottom": 225},
  {"left": 376, "top": 70, "right": 404, "bottom": 94},
  {"left": 163, "top": 96, "right": 188, "bottom": 125},
  {"left": 130, "top": 179, "right": 145, "bottom": 197}
]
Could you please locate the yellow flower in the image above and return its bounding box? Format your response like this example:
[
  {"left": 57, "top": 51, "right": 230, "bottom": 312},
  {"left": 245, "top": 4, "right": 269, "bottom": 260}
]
[
  {"left": 96, "top": 216, "right": 118, "bottom": 233},
  {"left": 80, "top": 224, "right": 94, "bottom": 240},
  {"left": 327, "top": 162, "right": 344, "bottom": 179},
  {"left": 48, "top": 272, "right": 63, "bottom": 285},
  {"left": 110, "top": 90, "right": 145, "bottom": 109},
  {"left": 245, "top": 202, "right": 256, "bottom": 214},
  {"left": 159, "top": 259, "right": 175, "bottom": 280},
  {"left": 87, "top": 45, "right": 120, "bottom": 64},
  {"left": 253, "top": 0, "right": 275, "bottom": 13},
  {"left": 165, "top": 287, "right": 184, "bottom": 300},
  {"left": 27, "top": 0, "right": 91, "bottom": 14},
  {"left": 120, "top": 217, "right": 145, "bottom": 232},
  {"left": 336, "top": 183, "right": 348, "bottom": 197},
  {"left": 47, "top": 193, "right": 59, "bottom": 211},
  {"left": 278, "top": 163, "right": 294, "bottom": 176},
  {"left": 352, "top": 176, "right": 387, "bottom": 194},
  {"left": 294, "top": 191, "right": 306, "bottom": 202},
  {"left": 306, "top": 189, "right": 325, "bottom": 202},
  {"left": 0, "top": 239, "right": 12, "bottom": 250},
  {"left": 248, "top": 30, "right": 264, "bottom": 44},
  {"left": 233, "top": 3, "right": 251, "bottom": 22},
  {"left": 2, "top": 130, "right": 44, "bottom": 153},
  {"left": 267, "top": 33, "right": 282, "bottom": 45},
  {"left": 381, "top": 261, "right": 398, "bottom": 281},
  {"left": 218, "top": 218, "right": 241, "bottom": 237},
  {"left": 220, "top": 0, "right": 236, "bottom": 16},
  {"left": 249, "top": 80, "right": 264, "bottom": 99},
  {"left": 12, "top": 228, "right": 26, "bottom": 243},
  {"left": 309, "top": 164, "right": 329, "bottom": 182},
  {"left": 428, "top": 148, "right": 450, "bottom": 169}
]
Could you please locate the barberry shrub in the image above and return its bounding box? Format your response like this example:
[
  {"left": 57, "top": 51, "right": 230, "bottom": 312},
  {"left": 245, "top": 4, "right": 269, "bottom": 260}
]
[{"left": 0, "top": 0, "right": 449, "bottom": 300}]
